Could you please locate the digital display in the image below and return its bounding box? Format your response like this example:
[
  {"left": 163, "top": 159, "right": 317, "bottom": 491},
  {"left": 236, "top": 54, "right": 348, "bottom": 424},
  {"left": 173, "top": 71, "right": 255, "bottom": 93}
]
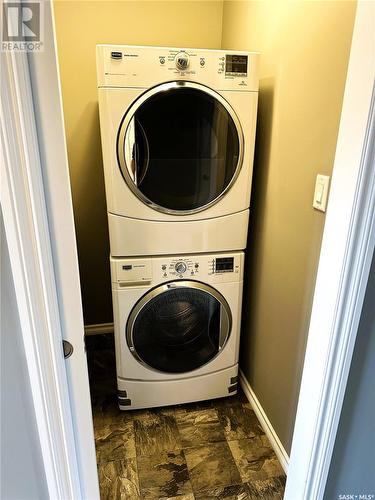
[
  {"left": 225, "top": 55, "right": 248, "bottom": 76},
  {"left": 215, "top": 257, "right": 234, "bottom": 273}
]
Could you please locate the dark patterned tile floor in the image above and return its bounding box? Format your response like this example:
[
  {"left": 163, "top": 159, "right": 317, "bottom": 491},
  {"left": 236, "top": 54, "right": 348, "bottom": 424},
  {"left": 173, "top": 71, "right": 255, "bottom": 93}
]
[{"left": 86, "top": 334, "right": 286, "bottom": 499}]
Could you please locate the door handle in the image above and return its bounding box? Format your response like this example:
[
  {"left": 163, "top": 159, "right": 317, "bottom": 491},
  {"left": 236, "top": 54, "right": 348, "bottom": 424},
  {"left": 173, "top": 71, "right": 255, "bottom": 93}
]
[
  {"left": 131, "top": 142, "right": 138, "bottom": 186},
  {"left": 62, "top": 340, "right": 74, "bottom": 359},
  {"left": 218, "top": 305, "right": 229, "bottom": 349}
]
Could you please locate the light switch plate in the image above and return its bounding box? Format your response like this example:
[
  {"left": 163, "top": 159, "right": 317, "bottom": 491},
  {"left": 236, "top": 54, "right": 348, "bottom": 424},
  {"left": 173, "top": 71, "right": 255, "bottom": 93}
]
[{"left": 313, "top": 174, "right": 330, "bottom": 212}]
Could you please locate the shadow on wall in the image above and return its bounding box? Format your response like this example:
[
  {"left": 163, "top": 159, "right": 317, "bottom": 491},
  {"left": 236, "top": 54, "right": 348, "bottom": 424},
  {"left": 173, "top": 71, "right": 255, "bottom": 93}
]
[
  {"left": 240, "top": 78, "right": 274, "bottom": 375},
  {"left": 67, "top": 102, "right": 112, "bottom": 325}
]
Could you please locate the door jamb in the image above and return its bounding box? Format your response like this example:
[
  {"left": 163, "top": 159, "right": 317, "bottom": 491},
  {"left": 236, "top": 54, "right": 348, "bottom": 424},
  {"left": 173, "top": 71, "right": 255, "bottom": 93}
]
[
  {"left": 284, "top": 2, "right": 375, "bottom": 498},
  {"left": 0, "top": 2, "right": 99, "bottom": 498},
  {"left": 1, "top": 48, "right": 83, "bottom": 499}
]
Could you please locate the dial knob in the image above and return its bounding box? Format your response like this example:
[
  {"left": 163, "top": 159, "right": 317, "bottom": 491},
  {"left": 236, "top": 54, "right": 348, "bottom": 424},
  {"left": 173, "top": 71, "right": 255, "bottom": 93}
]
[
  {"left": 175, "top": 52, "right": 190, "bottom": 71},
  {"left": 175, "top": 261, "right": 187, "bottom": 274}
]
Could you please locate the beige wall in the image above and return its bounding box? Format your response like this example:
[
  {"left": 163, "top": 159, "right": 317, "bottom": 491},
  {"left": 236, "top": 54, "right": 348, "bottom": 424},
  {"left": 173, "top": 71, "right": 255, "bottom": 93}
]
[
  {"left": 54, "top": 0, "right": 224, "bottom": 324},
  {"left": 222, "top": 0, "right": 356, "bottom": 452},
  {"left": 55, "top": 0, "right": 356, "bottom": 451}
]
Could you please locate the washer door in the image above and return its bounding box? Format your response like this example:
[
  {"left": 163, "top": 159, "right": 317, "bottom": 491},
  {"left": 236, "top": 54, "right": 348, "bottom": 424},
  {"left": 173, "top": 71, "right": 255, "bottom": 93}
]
[
  {"left": 117, "top": 82, "right": 243, "bottom": 215},
  {"left": 127, "top": 281, "right": 232, "bottom": 373}
]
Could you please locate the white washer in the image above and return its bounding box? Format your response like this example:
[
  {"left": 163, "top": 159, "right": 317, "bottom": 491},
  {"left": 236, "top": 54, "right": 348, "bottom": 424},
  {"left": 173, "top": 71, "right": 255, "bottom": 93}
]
[
  {"left": 97, "top": 45, "right": 259, "bottom": 256},
  {"left": 111, "top": 251, "right": 244, "bottom": 409}
]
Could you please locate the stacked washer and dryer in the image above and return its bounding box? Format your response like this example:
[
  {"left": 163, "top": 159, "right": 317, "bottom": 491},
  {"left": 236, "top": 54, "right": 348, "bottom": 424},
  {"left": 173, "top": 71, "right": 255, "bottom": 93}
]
[{"left": 96, "top": 45, "right": 259, "bottom": 409}]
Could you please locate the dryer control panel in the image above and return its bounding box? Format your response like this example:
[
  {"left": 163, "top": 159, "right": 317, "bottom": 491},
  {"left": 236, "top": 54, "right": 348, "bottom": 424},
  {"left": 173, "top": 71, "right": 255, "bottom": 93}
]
[
  {"left": 111, "top": 252, "right": 244, "bottom": 287},
  {"left": 97, "top": 44, "right": 259, "bottom": 92}
]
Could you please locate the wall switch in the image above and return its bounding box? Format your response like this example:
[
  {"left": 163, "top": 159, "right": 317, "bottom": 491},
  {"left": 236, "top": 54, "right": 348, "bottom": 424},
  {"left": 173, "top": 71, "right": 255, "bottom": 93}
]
[{"left": 313, "top": 174, "right": 330, "bottom": 212}]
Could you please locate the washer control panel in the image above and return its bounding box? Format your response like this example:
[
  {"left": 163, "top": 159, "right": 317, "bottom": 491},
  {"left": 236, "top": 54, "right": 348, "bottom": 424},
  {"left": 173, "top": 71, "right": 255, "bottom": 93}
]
[
  {"left": 111, "top": 252, "right": 244, "bottom": 287},
  {"left": 158, "top": 253, "right": 243, "bottom": 282}
]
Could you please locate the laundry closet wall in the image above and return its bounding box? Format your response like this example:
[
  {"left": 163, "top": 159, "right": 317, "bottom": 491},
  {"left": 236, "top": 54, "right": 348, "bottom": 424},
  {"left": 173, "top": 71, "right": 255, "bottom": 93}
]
[
  {"left": 53, "top": 0, "right": 224, "bottom": 325},
  {"left": 221, "top": 0, "right": 356, "bottom": 453}
]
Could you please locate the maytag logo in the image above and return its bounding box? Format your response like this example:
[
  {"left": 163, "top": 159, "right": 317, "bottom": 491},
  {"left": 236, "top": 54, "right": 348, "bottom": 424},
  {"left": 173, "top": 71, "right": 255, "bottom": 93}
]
[{"left": 2, "top": 0, "right": 44, "bottom": 51}]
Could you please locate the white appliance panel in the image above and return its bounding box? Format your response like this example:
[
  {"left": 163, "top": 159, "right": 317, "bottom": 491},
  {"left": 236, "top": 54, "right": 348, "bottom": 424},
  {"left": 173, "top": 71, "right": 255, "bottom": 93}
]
[
  {"left": 108, "top": 210, "right": 249, "bottom": 256},
  {"left": 118, "top": 365, "right": 239, "bottom": 410},
  {"left": 97, "top": 45, "right": 259, "bottom": 92}
]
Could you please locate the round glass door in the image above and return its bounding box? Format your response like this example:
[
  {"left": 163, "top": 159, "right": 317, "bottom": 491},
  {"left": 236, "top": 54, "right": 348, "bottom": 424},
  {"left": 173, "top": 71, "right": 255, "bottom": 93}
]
[
  {"left": 117, "top": 82, "right": 243, "bottom": 214},
  {"left": 126, "top": 281, "right": 232, "bottom": 373}
]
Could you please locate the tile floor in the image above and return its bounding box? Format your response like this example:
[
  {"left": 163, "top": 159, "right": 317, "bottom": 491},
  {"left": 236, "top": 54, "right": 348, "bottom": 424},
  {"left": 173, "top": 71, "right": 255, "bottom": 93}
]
[{"left": 87, "top": 334, "right": 286, "bottom": 500}]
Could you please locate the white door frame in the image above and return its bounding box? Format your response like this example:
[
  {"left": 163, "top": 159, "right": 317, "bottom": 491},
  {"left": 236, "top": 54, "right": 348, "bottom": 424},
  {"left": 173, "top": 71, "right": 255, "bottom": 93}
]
[
  {"left": 0, "top": 1, "right": 99, "bottom": 499},
  {"left": 1, "top": 45, "right": 83, "bottom": 500},
  {"left": 285, "top": 2, "right": 375, "bottom": 499},
  {"left": 0, "top": 1, "right": 373, "bottom": 499}
]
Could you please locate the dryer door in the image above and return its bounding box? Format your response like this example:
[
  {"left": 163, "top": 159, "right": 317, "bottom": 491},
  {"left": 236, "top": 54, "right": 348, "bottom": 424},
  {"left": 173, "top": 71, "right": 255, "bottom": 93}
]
[
  {"left": 117, "top": 82, "right": 243, "bottom": 215},
  {"left": 127, "top": 281, "right": 232, "bottom": 373}
]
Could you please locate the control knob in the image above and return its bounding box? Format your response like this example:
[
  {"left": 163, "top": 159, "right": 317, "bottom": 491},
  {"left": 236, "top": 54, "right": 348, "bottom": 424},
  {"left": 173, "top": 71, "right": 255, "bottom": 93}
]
[
  {"left": 175, "top": 261, "right": 187, "bottom": 274},
  {"left": 175, "top": 52, "right": 190, "bottom": 71}
]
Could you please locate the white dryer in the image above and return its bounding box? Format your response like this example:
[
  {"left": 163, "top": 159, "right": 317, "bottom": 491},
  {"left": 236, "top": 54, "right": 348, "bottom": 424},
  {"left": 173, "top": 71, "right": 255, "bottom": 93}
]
[
  {"left": 111, "top": 251, "right": 244, "bottom": 409},
  {"left": 97, "top": 45, "right": 259, "bottom": 256}
]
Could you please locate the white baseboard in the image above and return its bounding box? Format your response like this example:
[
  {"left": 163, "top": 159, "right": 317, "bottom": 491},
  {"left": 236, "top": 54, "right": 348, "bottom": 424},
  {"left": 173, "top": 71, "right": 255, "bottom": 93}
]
[
  {"left": 84, "top": 322, "right": 114, "bottom": 336},
  {"left": 239, "top": 368, "right": 289, "bottom": 473}
]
